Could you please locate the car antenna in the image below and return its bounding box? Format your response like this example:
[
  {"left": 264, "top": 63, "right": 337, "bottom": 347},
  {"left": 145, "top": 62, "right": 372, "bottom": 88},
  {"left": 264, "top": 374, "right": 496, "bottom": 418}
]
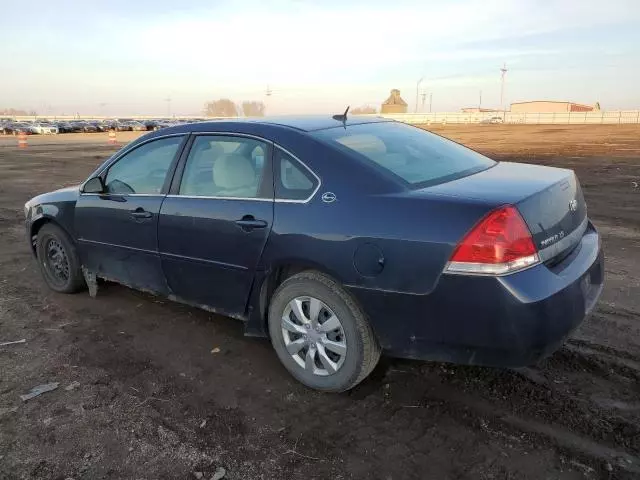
[{"left": 332, "top": 106, "right": 350, "bottom": 127}]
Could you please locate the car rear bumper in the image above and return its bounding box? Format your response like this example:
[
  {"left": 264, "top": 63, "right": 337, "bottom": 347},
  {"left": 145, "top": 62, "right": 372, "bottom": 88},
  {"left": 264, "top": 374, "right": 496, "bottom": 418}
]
[{"left": 348, "top": 221, "right": 604, "bottom": 367}]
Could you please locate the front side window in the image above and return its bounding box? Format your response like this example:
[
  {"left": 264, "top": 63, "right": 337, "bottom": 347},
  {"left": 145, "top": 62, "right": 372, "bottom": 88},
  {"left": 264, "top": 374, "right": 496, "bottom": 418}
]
[
  {"left": 313, "top": 122, "right": 495, "bottom": 188},
  {"left": 104, "top": 136, "right": 183, "bottom": 194},
  {"left": 275, "top": 150, "right": 318, "bottom": 201},
  {"left": 179, "top": 136, "right": 269, "bottom": 198}
]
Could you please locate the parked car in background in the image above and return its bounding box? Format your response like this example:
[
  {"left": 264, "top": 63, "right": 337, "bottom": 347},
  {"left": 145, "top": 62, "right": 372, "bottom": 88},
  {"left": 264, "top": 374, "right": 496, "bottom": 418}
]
[
  {"left": 55, "top": 121, "right": 75, "bottom": 133},
  {"left": 143, "top": 120, "right": 163, "bottom": 131},
  {"left": 157, "top": 120, "right": 177, "bottom": 129},
  {"left": 101, "top": 120, "right": 119, "bottom": 131},
  {"left": 0, "top": 121, "right": 13, "bottom": 135},
  {"left": 100, "top": 120, "right": 115, "bottom": 131},
  {"left": 71, "top": 121, "right": 98, "bottom": 133},
  {"left": 29, "top": 123, "right": 59, "bottom": 134},
  {"left": 128, "top": 121, "right": 147, "bottom": 132},
  {"left": 7, "top": 122, "right": 32, "bottom": 135},
  {"left": 481, "top": 116, "right": 504, "bottom": 124},
  {"left": 114, "top": 121, "right": 133, "bottom": 131},
  {"left": 67, "top": 122, "right": 85, "bottom": 133},
  {"left": 24, "top": 116, "right": 603, "bottom": 392},
  {"left": 86, "top": 121, "right": 109, "bottom": 132}
]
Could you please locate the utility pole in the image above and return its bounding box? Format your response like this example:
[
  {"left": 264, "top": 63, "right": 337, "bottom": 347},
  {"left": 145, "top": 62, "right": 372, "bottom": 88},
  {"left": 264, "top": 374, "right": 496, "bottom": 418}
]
[
  {"left": 421, "top": 91, "right": 427, "bottom": 112},
  {"left": 164, "top": 96, "right": 172, "bottom": 118},
  {"left": 429, "top": 93, "right": 433, "bottom": 113},
  {"left": 415, "top": 77, "right": 424, "bottom": 113},
  {"left": 479, "top": 90, "right": 482, "bottom": 110},
  {"left": 264, "top": 85, "right": 273, "bottom": 116},
  {"left": 500, "top": 63, "right": 508, "bottom": 111}
]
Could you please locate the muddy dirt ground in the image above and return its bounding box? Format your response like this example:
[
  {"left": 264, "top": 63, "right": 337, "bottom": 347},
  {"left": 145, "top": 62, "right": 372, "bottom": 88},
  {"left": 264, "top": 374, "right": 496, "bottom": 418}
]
[{"left": 0, "top": 125, "right": 639, "bottom": 479}]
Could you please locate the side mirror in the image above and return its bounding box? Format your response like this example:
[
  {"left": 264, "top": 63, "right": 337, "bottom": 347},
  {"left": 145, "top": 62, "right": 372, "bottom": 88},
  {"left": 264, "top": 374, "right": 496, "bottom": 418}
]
[{"left": 83, "top": 176, "right": 105, "bottom": 194}]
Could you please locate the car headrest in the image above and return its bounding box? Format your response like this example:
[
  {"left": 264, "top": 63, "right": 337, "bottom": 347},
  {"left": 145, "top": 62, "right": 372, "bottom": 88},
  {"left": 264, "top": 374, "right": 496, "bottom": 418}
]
[
  {"left": 191, "top": 141, "right": 223, "bottom": 162},
  {"left": 213, "top": 154, "right": 255, "bottom": 190}
]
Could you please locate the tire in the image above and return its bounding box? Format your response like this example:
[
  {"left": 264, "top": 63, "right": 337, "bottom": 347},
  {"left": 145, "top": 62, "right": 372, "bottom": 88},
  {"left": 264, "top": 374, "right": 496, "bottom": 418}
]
[
  {"left": 268, "top": 271, "right": 381, "bottom": 392},
  {"left": 35, "top": 223, "right": 85, "bottom": 293}
]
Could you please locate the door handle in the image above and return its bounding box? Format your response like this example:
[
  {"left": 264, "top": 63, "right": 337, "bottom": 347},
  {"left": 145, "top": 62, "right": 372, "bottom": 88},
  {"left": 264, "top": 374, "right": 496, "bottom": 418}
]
[
  {"left": 235, "top": 215, "right": 268, "bottom": 230},
  {"left": 130, "top": 208, "right": 153, "bottom": 219}
]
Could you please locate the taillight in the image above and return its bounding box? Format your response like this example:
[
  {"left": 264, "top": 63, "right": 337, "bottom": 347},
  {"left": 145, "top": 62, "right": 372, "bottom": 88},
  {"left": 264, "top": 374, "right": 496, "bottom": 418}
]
[{"left": 445, "top": 205, "right": 539, "bottom": 275}]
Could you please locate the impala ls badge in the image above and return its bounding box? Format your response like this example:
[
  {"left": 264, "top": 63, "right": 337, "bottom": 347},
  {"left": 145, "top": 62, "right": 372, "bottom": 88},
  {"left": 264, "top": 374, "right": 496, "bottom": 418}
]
[
  {"left": 569, "top": 199, "right": 578, "bottom": 212},
  {"left": 321, "top": 192, "right": 337, "bottom": 203}
]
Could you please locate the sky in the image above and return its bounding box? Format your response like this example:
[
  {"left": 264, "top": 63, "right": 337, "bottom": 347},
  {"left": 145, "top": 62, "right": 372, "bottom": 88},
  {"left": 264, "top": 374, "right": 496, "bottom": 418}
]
[{"left": 1, "top": 0, "right": 640, "bottom": 116}]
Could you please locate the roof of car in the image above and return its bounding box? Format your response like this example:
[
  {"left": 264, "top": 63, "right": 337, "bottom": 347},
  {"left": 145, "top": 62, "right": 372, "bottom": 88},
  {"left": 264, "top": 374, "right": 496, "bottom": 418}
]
[{"left": 186, "top": 115, "right": 391, "bottom": 132}]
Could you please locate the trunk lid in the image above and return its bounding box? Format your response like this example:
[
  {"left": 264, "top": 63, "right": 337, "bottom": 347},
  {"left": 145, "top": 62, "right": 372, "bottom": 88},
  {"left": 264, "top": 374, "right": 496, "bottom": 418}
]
[{"left": 421, "top": 162, "right": 588, "bottom": 259}]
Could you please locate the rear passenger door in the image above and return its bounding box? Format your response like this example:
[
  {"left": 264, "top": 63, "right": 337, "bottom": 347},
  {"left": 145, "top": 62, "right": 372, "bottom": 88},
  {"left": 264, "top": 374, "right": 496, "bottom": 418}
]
[{"left": 158, "top": 134, "right": 274, "bottom": 318}]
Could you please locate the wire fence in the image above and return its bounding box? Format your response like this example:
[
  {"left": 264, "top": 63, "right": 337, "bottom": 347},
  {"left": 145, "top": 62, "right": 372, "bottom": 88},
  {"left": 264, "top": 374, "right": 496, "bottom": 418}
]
[
  {"left": 370, "top": 110, "right": 640, "bottom": 125},
  {"left": 2, "top": 111, "right": 640, "bottom": 125}
]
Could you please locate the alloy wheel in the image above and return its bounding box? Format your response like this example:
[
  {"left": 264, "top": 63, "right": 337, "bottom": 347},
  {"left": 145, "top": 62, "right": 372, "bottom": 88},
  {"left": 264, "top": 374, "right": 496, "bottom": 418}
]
[{"left": 281, "top": 296, "right": 347, "bottom": 376}]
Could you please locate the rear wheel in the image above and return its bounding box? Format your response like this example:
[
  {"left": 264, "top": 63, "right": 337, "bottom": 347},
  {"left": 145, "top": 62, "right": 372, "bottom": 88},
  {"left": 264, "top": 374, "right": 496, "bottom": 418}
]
[
  {"left": 268, "top": 271, "right": 381, "bottom": 392},
  {"left": 36, "top": 223, "right": 85, "bottom": 293}
]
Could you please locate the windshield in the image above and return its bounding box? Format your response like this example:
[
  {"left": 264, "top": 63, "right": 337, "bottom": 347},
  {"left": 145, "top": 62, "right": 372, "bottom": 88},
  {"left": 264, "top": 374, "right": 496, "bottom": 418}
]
[{"left": 313, "top": 121, "right": 495, "bottom": 188}]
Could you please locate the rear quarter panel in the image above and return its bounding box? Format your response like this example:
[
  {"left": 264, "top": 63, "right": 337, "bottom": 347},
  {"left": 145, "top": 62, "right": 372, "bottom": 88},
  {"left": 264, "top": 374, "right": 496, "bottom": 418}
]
[{"left": 264, "top": 189, "right": 495, "bottom": 295}]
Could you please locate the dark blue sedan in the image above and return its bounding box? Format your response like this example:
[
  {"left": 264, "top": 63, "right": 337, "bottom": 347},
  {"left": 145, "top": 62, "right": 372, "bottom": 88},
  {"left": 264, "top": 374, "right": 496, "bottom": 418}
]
[{"left": 25, "top": 116, "right": 604, "bottom": 392}]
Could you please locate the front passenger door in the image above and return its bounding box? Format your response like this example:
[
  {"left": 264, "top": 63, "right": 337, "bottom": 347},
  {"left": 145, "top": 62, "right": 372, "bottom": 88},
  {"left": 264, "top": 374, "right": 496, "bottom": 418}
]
[{"left": 75, "top": 135, "right": 186, "bottom": 293}]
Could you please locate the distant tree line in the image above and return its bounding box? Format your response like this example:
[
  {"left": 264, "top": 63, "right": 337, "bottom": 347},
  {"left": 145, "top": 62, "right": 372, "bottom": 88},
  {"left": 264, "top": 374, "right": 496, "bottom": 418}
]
[
  {"left": 203, "top": 99, "right": 266, "bottom": 117},
  {"left": 0, "top": 108, "right": 37, "bottom": 116},
  {"left": 351, "top": 105, "right": 377, "bottom": 115},
  {"left": 202, "top": 100, "right": 378, "bottom": 117}
]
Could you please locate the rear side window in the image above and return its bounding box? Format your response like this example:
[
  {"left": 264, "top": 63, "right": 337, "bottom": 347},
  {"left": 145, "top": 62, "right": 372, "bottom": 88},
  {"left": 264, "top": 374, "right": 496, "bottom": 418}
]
[
  {"left": 275, "top": 150, "right": 318, "bottom": 201},
  {"left": 313, "top": 122, "right": 495, "bottom": 188}
]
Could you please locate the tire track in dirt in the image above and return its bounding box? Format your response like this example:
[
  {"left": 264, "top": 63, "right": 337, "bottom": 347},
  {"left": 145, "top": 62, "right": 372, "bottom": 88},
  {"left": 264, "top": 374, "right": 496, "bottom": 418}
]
[
  {"left": 378, "top": 357, "right": 640, "bottom": 476},
  {"left": 430, "top": 384, "right": 640, "bottom": 476}
]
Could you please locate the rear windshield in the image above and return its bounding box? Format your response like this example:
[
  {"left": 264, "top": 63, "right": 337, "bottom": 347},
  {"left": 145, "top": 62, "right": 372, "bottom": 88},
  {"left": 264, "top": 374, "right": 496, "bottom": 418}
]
[{"left": 313, "top": 122, "right": 495, "bottom": 188}]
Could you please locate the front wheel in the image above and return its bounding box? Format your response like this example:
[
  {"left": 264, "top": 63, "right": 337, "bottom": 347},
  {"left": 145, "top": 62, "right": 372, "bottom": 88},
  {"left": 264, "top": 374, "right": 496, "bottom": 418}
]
[
  {"left": 268, "top": 271, "right": 381, "bottom": 392},
  {"left": 36, "top": 223, "right": 85, "bottom": 293}
]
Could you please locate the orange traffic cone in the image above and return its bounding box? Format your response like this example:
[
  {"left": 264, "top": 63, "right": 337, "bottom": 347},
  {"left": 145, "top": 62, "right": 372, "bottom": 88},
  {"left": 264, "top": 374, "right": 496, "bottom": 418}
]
[
  {"left": 108, "top": 130, "right": 117, "bottom": 145},
  {"left": 17, "top": 132, "right": 27, "bottom": 148}
]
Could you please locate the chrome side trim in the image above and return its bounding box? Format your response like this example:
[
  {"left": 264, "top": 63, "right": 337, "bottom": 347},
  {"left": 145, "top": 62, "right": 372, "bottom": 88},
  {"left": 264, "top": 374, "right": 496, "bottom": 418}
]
[
  {"left": 165, "top": 194, "right": 272, "bottom": 202},
  {"left": 80, "top": 193, "right": 164, "bottom": 197},
  {"left": 537, "top": 216, "right": 589, "bottom": 262}
]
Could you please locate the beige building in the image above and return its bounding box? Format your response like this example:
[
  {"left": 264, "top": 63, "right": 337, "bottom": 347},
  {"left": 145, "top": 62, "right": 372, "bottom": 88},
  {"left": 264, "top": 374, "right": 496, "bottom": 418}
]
[
  {"left": 381, "top": 89, "right": 408, "bottom": 114},
  {"left": 510, "top": 101, "right": 595, "bottom": 113}
]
